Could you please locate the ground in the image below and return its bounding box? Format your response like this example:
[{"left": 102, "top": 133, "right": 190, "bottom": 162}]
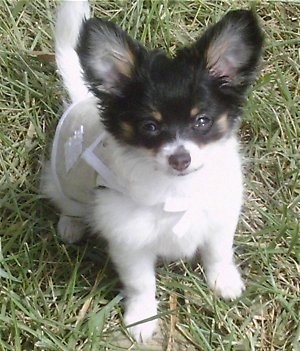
[{"left": 0, "top": 1, "right": 299, "bottom": 350}]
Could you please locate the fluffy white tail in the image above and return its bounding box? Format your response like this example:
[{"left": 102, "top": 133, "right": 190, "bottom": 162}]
[{"left": 55, "top": 0, "right": 91, "bottom": 102}]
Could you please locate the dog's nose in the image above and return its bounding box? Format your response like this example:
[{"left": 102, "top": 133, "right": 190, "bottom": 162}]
[{"left": 168, "top": 150, "right": 191, "bottom": 171}]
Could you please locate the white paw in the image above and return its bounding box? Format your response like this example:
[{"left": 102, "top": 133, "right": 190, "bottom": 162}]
[
  {"left": 124, "top": 298, "right": 158, "bottom": 343},
  {"left": 57, "top": 215, "right": 85, "bottom": 243},
  {"left": 206, "top": 263, "right": 245, "bottom": 300}
]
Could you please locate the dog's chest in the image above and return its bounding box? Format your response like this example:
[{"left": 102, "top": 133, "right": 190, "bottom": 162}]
[{"left": 153, "top": 199, "right": 211, "bottom": 258}]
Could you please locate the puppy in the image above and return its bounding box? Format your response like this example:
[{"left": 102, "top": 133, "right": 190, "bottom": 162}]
[{"left": 43, "top": 0, "right": 263, "bottom": 342}]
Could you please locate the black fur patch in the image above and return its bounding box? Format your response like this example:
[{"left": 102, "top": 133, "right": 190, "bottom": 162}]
[{"left": 77, "top": 10, "right": 263, "bottom": 150}]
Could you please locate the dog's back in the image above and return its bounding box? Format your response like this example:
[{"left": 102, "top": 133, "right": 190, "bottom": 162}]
[{"left": 41, "top": 1, "right": 99, "bottom": 242}]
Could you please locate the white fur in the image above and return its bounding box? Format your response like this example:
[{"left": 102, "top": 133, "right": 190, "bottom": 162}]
[
  {"left": 55, "top": 0, "right": 91, "bottom": 102},
  {"left": 44, "top": 1, "right": 245, "bottom": 343}
]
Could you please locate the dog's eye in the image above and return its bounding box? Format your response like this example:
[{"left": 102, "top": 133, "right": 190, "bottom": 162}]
[
  {"left": 140, "top": 121, "right": 160, "bottom": 135},
  {"left": 193, "top": 114, "right": 212, "bottom": 132}
]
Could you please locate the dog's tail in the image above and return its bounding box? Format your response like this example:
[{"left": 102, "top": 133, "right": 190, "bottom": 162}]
[{"left": 55, "top": 0, "right": 91, "bottom": 102}]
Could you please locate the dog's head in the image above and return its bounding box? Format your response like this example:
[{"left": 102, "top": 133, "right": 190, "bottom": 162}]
[{"left": 77, "top": 10, "right": 263, "bottom": 175}]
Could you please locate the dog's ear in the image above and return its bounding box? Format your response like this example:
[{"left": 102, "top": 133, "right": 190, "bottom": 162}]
[
  {"left": 196, "top": 10, "right": 263, "bottom": 89},
  {"left": 77, "top": 18, "right": 145, "bottom": 96}
]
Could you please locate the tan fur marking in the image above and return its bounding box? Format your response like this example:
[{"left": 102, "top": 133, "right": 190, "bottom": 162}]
[
  {"left": 217, "top": 113, "right": 229, "bottom": 133},
  {"left": 121, "top": 122, "right": 134, "bottom": 139},
  {"left": 151, "top": 111, "right": 162, "bottom": 122},
  {"left": 190, "top": 107, "right": 200, "bottom": 118},
  {"left": 113, "top": 44, "right": 135, "bottom": 78}
]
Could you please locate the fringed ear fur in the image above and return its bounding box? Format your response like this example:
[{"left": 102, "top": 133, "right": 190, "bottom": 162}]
[
  {"left": 77, "top": 11, "right": 263, "bottom": 96},
  {"left": 200, "top": 10, "right": 263, "bottom": 88},
  {"left": 76, "top": 18, "right": 145, "bottom": 96}
]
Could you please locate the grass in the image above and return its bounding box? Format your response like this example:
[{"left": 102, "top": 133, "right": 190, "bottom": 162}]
[{"left": 0, "top": 0, "right": 299, "bottom": 350}]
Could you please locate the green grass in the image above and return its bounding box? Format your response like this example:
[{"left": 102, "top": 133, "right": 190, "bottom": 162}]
[{"left": 0, "top": 1, "right": 299, "bottom": 350}]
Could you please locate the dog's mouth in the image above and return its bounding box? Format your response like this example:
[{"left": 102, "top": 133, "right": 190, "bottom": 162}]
[{"left": 173, "top": 165, "right": 204, "bottom": 177}]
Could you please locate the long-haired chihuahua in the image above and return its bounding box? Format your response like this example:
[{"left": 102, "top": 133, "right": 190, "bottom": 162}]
[{"left": 42, "top": 0, "right": 263, "bottom": 342}]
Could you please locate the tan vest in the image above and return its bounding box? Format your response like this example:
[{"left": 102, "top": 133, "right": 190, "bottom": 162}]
[{"left": 51, "top": 99, "right": 124, "bottom": 206}]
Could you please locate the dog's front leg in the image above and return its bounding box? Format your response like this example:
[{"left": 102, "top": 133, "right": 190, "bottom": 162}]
[
  {"left": 109, "top": 245, "right": 158, "bottom": 342},
  {"left": 200, "top": 227, "right": 245, "bottom": 300}
]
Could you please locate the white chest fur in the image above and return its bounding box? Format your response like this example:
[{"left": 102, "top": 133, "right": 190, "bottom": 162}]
[{"left": 92, "top": 135, "right": 243, "bottom": 260}]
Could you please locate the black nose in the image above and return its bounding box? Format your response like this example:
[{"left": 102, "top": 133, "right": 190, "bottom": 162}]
[{"left": 168, "top": 150, "right": 191, "bottom": 171}]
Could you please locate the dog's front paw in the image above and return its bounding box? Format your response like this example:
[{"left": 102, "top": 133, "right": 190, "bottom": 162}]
[
  {"left": 206, "top": 263, "right": 245, "bottom": 300},
  {"left": 57, "top": 215, "right": 85, "bottom": 243},
  {"left": 125, "top": 297, "right": 158, "bottom": 343}
]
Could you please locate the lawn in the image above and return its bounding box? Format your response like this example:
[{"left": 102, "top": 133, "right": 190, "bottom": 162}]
[{"left": 0, "top": 1, "right": 299, "bottom": 350}]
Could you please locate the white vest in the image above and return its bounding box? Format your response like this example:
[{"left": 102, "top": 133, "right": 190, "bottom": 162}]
[{"left": 51, "top": 99, "right": 125, "bottom": 206}]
